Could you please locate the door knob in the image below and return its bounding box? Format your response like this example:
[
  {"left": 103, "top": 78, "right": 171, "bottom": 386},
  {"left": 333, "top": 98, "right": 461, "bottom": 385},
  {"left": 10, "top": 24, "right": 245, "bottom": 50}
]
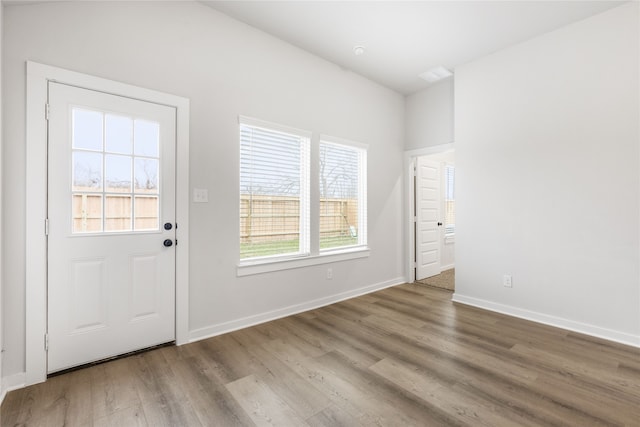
[
  {"left": 163, "top": 239, "right": 173, "bottom": 247},
  {"left": 437, "top": 222, "right": 443, "bottom": 226}
]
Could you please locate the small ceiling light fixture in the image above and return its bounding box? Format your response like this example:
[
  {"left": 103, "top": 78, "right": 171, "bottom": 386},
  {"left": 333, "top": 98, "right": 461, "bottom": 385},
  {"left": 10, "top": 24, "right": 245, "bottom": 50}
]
[
  {"left": 353, "top": 45, "right": 365, "bottom": 56},
  {"left": 419, "top": 66, "right": 453, "bottom": 83}
]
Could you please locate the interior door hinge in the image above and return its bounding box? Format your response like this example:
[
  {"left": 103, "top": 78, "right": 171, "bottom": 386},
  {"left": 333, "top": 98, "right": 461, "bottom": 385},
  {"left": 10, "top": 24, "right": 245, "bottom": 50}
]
[
  {"left": 413, "top": 165, "right": 417, "bottom": 176},
  {"left": 413, "top": 216, "right": 417, "bottom": 223},
  {"left": 45, "top": 103, "right": 50, "bottom": 121},
  {"left": 44, "top": 333, "right": 49, "bottom": 351},
  {"left": 45, "top": 218, "right": 49, "bottom": 236}
]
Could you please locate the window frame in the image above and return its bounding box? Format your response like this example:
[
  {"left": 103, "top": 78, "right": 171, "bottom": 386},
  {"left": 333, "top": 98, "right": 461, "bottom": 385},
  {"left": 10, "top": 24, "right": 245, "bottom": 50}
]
[
  {"left": 238, "top": 115, "right": 311, "bottom": 262},
  {"left": 318, "top": 135, "right": 368, "bottom": 254},
  {"left": 237, "top": 117, "right": 369, "bottom": 276},
  {"left": 444, "top": 163, "right": 455, "bottom": 239}
]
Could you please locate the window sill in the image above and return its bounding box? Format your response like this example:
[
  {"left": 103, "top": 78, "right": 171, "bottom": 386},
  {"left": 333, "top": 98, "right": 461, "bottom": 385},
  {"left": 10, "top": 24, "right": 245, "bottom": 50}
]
[
  {"left": 237, "top": 247, "right": 370, "bottom": 277},
  {"left": 444, "top": 234, "right": 455, "bottom": 244}
]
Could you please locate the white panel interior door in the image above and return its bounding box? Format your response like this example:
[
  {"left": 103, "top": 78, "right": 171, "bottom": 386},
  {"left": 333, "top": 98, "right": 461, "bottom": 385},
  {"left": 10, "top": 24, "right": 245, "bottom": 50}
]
[
  {"left": 47, "top": 82, "right": 176, "bottom": 373},
  {"left": 416, "top": 157, "right": 441, "bottom": 280}
]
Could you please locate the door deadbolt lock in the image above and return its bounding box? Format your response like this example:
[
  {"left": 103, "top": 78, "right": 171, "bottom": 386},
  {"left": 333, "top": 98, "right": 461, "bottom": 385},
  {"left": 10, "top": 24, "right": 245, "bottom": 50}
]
[{"left": 164, "top": 222, "right": 173, "bottom": 230}]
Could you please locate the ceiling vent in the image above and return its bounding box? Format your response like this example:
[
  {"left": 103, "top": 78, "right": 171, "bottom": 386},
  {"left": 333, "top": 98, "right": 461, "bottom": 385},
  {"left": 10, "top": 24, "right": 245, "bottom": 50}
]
[{"left": 419, "top": 66, "right": 453, "bottom": 83}]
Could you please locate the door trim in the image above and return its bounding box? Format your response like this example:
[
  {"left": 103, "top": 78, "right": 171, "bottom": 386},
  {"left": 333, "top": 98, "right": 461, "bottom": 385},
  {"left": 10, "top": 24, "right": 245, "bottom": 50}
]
[
  {"left": 404, "top": 144, "right": 454, "bottom": 283},
  {"left": 26, "top": 61, "right": 190, "bottom": 385}
]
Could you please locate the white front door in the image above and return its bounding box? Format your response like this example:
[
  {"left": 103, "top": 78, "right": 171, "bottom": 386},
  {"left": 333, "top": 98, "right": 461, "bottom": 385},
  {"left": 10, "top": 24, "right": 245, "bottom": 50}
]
[
  {"left": 416, "top": 157, "right": 442, "bottom": 280},
  {"left": 47, "top": 82, "right": 177, "bottom": 373}
]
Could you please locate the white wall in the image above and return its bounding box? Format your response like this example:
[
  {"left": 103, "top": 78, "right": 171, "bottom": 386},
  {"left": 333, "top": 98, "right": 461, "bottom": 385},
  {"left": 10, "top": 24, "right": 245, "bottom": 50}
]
[
  {"left": 441, "top": 238, "right": 454, "bottom": 271},
  {"left": 405, "top": 78, "right": 454, "bottom": 150},
  {"left": 454, "top": 3, "right": 640, "bottom": 345},
  {"left": 0, "top": 0, "right": 4, "bottom": 399},
  {"left": 2, "top": 1, "right": 405, "bottom": 377}
]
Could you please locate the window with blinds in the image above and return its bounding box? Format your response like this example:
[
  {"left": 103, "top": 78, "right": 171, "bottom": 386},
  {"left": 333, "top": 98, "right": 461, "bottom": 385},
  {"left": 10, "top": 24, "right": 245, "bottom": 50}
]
[
  {"left": 319, "top": 138, "right": 367, "bottom": 251},
  {"left": 444, "top": 164, "right": 455, "bottom": 235},
  {"left": 239, "top": 118, "right": 310, "bottom": 260},
  {"left": 238, "top": 117, "right": 368, "bottom": 266}
]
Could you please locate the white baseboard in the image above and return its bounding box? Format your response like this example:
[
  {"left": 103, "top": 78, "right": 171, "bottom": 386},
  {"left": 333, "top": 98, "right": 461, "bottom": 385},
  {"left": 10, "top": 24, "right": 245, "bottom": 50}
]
[
  {"left": 0, "top": 372, "right": 27, "bottom": 405},
  {"left": 440, "top": 263, "right": 455, "bottom": 271},
  {"left": 452, "top": 293, "right": 640, "bottom": 348},
  {"left": 189, "top": 276, "right": 407, "bottom": 343}
]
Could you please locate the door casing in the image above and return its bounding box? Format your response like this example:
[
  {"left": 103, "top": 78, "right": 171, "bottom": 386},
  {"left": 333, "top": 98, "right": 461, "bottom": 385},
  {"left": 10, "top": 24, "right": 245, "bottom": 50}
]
[
  {"left": 47, "top": 82, "right": 178, "bottom": 373},
  {"left": 25, "top": 61, "right": 190, "bottom": 385},
  {"left": 404, "top": 144, "right": 454, "bottom": 283}
]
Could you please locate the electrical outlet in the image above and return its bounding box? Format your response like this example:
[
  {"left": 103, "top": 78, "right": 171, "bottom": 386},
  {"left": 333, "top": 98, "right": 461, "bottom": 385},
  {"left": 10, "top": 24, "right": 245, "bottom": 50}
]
[
  {"left": 327, "top": 268, "right": 333, "bottom": 280},
  {"left": 503, "top": 274, "right": 512, "bottom": 288},
  {"left": 193, "top": 188, "right": 208, "bottom": 203}
]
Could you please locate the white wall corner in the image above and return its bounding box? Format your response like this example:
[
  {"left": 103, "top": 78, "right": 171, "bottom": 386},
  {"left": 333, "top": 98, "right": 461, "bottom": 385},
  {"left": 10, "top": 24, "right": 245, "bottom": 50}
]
[
  {"left": 0, "top": 0, "right": 4, "bottom": 401},
  {"left": 637, "top": 0, "right": 640, "bottom": 358},
  {"left": 0, "top": 372, "right": 26, "bottom": 405}
]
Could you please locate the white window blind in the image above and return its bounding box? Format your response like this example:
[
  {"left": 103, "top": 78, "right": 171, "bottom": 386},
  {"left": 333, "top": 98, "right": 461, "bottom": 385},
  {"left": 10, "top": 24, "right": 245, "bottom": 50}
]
[
  {"left": 319, "top": 139, "right": 367, "bottom": 251},
  {"left": 444, "top": 164, "right": 455, "bottom": 235},
  {"left": 239, "top": 118, "right": 310, "bottom": 260}
]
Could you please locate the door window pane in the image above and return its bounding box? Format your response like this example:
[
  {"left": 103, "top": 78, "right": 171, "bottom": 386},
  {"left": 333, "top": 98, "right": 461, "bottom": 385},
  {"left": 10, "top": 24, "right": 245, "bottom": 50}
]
[
  {"left": 134, "top": 120, "right": 159, "bottom": 157},
  {"left": 105, "top": 114, "right": 133, "bottom": 154},
  {"left": 105, "top": 154, "right": 131, "bottom": 193},
  {"left": 71, "top": 110, "right": 161, "bottom": 234},
  {"left": 73, "top": 151, "right": 103, "bottom": 191},
  {"left": 105, "top": 195, "right": 132, "bottom": 232},
  {"left": 134, "top": 196, "right": 158, "bottom": 231},
  {"left": 134, "top": 158, "right": 159, "bottom": 193},
  {"left": 105, "top": 155, "right": 132, "bottom": 193},
  {"left": 73, "top": 109, "right": 103, "bottom": 151},
  {"left": 72, "top": 193, "right": 103, "bottom": 233}
]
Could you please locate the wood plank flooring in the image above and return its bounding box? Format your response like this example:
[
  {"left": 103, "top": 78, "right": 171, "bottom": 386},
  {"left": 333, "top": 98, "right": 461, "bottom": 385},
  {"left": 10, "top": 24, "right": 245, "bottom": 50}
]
[{"left": 2, "top": 283, "right": 639, "bottom": 426}]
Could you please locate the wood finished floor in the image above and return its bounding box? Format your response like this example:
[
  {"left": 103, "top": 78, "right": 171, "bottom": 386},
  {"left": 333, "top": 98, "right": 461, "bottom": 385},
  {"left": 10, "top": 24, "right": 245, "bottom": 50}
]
[{"left": 2, "top": 283, "right": 639, "bottom": 426}]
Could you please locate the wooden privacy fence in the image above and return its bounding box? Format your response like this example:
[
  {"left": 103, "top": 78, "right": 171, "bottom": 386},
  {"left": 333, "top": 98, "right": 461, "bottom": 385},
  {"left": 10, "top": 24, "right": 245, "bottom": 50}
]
[
  {"left": 240, "top": 194, "right": 358, "bottom": 243},
  {"left": 72, "top": 194, "right": 159, "bottom": 232}
]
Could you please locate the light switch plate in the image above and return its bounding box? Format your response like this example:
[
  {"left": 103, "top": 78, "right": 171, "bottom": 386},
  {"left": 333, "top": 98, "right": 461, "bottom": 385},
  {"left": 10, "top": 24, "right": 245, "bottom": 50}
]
[
  {"left": 503, "top": 274, "right": 512, "bottom": 288},
  {"left": 193, "top": 188, "right": 208, "bottom": 203}
]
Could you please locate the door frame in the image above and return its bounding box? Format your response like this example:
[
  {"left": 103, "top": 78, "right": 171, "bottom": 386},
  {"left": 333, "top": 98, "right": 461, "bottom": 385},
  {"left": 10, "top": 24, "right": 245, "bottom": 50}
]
[
  {"left": 25, "top": 61, "right": 190, "bottom": 385},
  {"left": 404, "top": 143, "right": 454, "bottom": 283}
]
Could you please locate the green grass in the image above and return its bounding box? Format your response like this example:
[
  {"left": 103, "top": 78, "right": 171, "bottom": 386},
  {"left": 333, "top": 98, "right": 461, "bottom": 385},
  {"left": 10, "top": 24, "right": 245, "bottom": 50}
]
[
  {"left": 240, "top": 239, "right": 300, "bottom": 259},
  {"left": 241, "top": 235, "right": 359, "bottom": 259},
  {"left": 320, "top": 235, "right": 358, "bottom": 249}
]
